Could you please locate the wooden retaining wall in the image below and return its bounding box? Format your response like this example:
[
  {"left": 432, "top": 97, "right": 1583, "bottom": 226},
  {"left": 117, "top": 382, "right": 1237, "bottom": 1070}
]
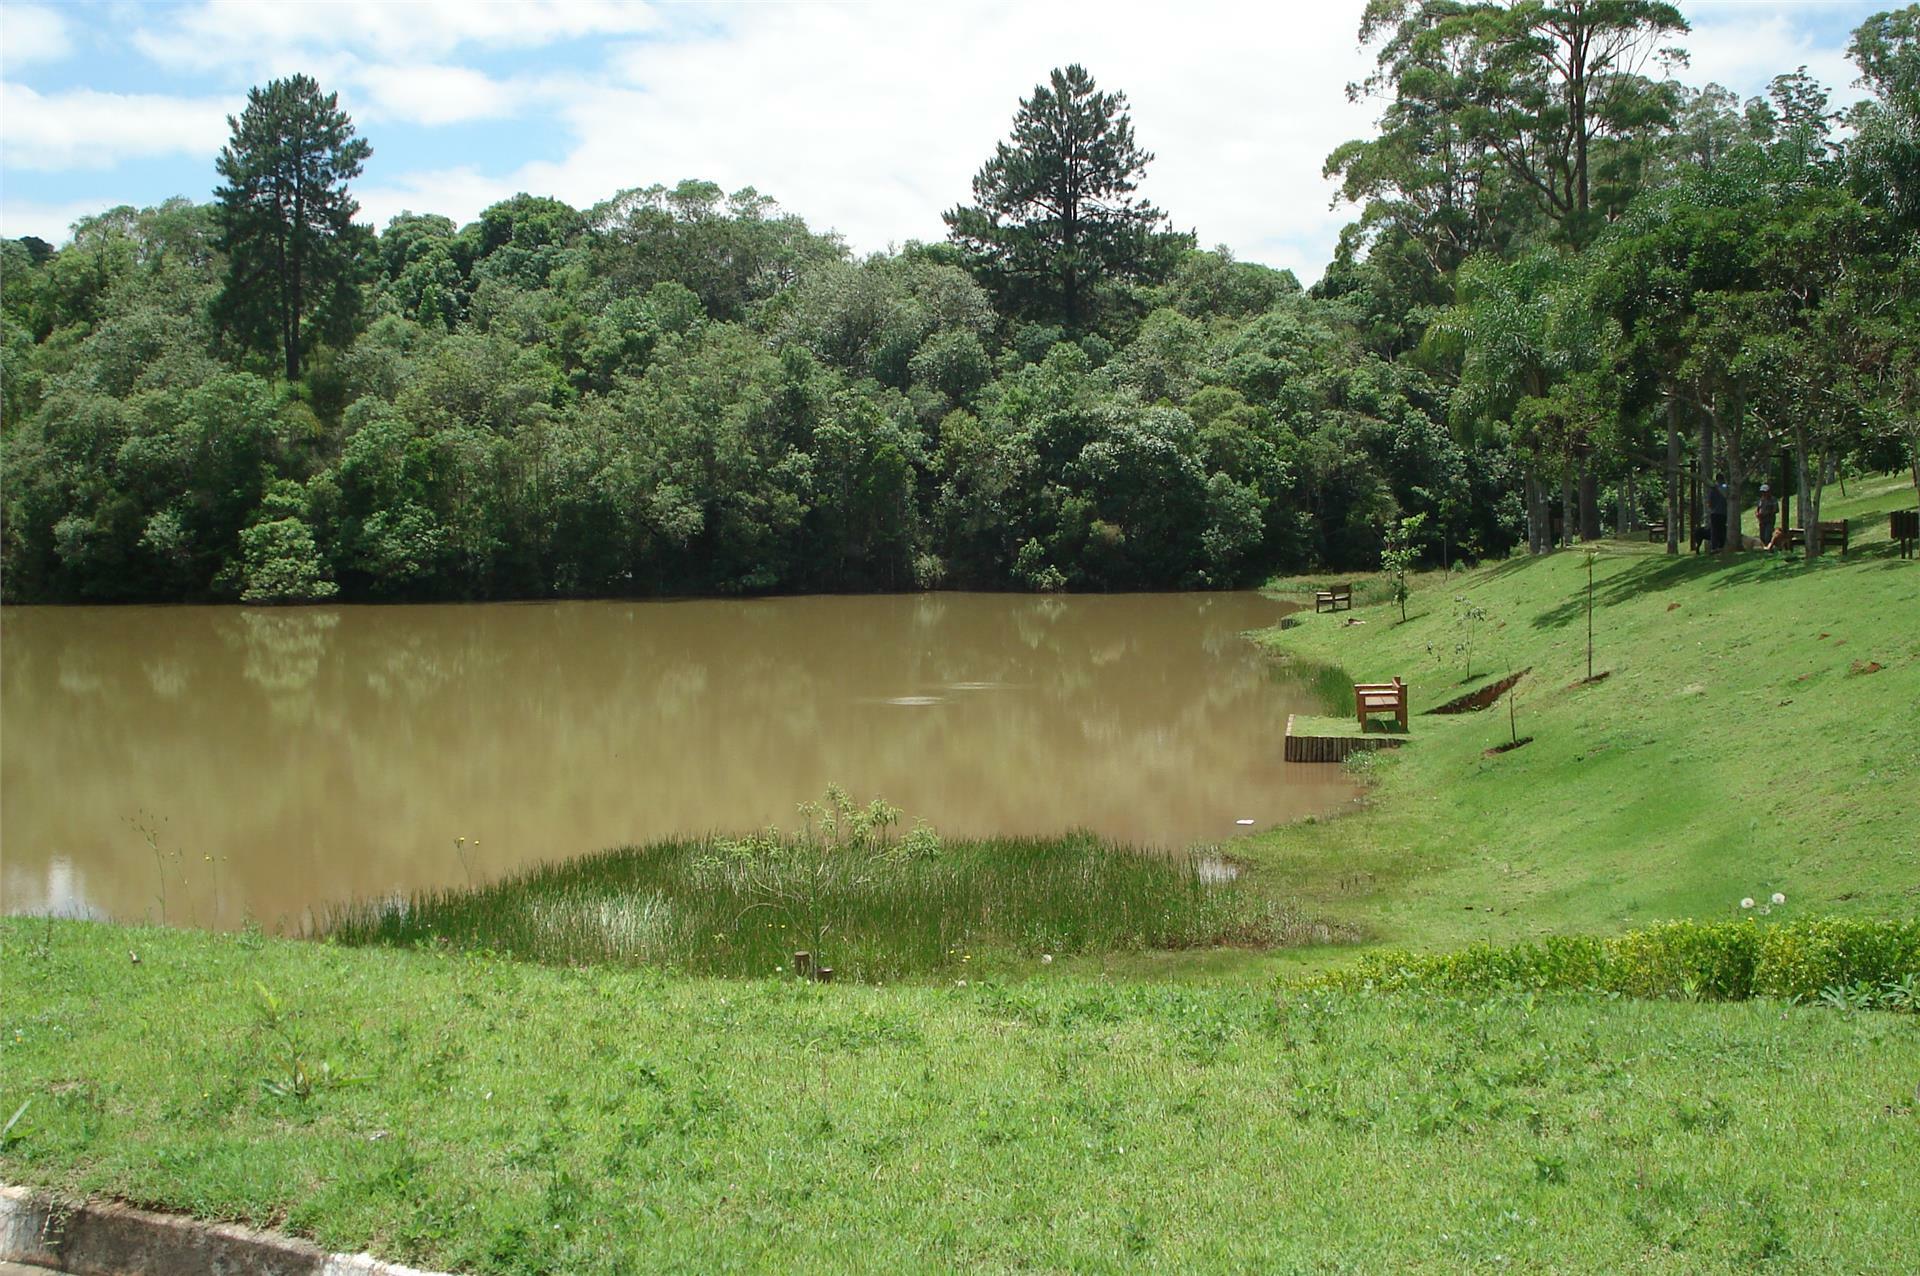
[
  {"left": 1283, "top": 715, "right": 1407, "bottom": 763},
  {"left": 1428, "top": 667, "right": 1530, "bottom": 715}
]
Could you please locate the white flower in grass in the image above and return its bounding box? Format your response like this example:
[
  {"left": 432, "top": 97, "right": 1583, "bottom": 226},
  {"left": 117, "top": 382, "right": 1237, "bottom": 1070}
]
[
  {"left": 1771, "top": 892, "right": 1786, "bottom": 905},
  {"left": 1740, "top": 898, "right": 1755, "bottom": 910}
]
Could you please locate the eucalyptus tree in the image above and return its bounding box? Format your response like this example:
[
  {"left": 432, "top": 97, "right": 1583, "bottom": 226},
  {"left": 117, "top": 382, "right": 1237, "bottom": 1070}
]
[
  {"left": 1340, "top": 1, "right": 1690, "bottom": 250},
  {"left": 1328, "top": 0, "right": 1533, "bottom": 295},
  {"left": 214, "top": 75, "right": 372, "bottom": 381},
  {"left": 945, "top": 65, "right": 1178, "bottom": 332}
]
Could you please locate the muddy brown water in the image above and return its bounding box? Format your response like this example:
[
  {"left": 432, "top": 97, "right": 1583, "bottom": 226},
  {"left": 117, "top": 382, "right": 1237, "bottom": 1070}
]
[{"left": 0, "top": 593, "right": 1353, "bottom": 928}]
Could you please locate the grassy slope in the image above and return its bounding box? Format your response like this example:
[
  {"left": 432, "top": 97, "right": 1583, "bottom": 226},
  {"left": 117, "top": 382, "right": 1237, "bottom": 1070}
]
[
  {"left": 4, "top": 920, "right": 1918, "bottom": 1275},
  {"left": 1244, "top": 472, "right": 1919, "bottom": 958}
]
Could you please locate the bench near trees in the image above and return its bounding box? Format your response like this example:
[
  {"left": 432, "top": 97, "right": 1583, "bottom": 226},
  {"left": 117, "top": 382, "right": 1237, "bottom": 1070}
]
[
  {"left": 1315, "top": 583, "right": 1353, "bottom": 613},
  {"left": 1892, "top": 509, "right": 1918, "bottom": 559},
  {"left": 1355, "top": 677, "right": 1408, "bottom": 731},
  {"left": 1786, "top": 520, "right": 1849, "bottom": 555}
]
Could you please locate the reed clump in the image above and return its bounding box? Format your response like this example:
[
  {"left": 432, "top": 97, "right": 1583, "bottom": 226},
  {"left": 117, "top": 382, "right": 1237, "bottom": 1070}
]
[{"left": 327, "top": 788, "right": 1320, "bottom": 980}]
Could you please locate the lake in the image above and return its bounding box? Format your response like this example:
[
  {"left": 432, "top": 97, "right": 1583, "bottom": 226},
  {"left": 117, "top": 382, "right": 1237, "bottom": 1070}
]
[{"left": 0, "top": 593, "right": 1351, "bottom": 928}]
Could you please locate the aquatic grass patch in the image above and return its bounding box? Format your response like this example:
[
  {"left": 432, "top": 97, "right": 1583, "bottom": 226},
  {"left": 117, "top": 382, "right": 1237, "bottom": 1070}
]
[
  {"left": 326, "top": 831, "right": 1324, "bottom": 980},
  {"left": 1273, "top": 655, "right": 1357, "bottom": 715}
]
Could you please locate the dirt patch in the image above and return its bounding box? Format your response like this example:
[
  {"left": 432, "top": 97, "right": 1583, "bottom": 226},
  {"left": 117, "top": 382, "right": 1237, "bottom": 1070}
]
[
  {"left": 1484, "top": 737, "right": 1535, "bottom": 756},
  {"left": 1429, "top": 668, "right": 1530, "bottom": 715},
  {"left": 1567, "top": 670, "right": 1612, "bottom": 689},
  {"left": 1849, "top": 660, "right": 1883, "bottom": 676}
]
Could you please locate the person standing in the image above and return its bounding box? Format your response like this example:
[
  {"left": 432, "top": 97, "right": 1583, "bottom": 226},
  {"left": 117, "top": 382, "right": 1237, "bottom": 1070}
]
[
  {"left": 1756, "top": 484, "right": 1777, "bottom": 550},
  {"left": 1708, "top": 476, "right": 1729, "bottom": 552}
]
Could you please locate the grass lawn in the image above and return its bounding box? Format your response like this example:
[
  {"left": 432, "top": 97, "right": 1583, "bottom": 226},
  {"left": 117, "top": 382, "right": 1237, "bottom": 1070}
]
[
  {"left": 2, "top": 473, "right": 1915, "bottom": 1272},
  {"left": 1247, "top": 472, "right": 1920, "bottom": 959},
  {"left": 3, "top": 920, "right": 1918, "bottom": 1274}
]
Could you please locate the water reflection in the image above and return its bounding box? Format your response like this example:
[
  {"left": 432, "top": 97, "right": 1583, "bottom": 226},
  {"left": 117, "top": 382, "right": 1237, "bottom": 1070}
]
[{"left": 0, "top": 593, "right": 1351, "bottom": 927}]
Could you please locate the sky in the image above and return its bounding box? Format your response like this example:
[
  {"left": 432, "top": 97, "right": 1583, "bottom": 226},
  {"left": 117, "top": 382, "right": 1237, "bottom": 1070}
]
[{"left": 0, "top": 0, "right": 1886, "bottom": 283}]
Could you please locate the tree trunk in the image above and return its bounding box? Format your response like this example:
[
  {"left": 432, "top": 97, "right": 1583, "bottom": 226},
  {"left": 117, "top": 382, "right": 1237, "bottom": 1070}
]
[
  {"left": 1524, "top": 471, "right": 1540, "bottom": 554},
  {"left": 1561, "top": 469, "right": 1574, "bottom": 550},
  {"left": 1696, "top": 410, "right": 1714, "bottom": 552},
  {"left": 1723, "top": 399, "right": 1744, "bottom": 555},
  {"left": 1665, "top": 397, "right": 1681, "bottom": 555},
  {"left": 1809, "top": 448, "right": 1828, "bottom": 557},
  {"left": 1779, "top": 449, "right": 1792, "bottom": 533},
  {"left": 1624, "top": 467, "right": 1636, "bottom": 534},
  {"left": 1578, "top": 461, "right": 1600, "bottom": 540},
  {"left": 1907, "top": 421, "right": 1919, "bottom": 507},
  {"left": 1531, "top": 470, "right": 1552, "bottom": 555},
  {"left": 1909, "top": 427, "right": 1920, "bottom": 507},
  {"left": 1795, "top": 430, "right": 1815, "bottom": 563}
]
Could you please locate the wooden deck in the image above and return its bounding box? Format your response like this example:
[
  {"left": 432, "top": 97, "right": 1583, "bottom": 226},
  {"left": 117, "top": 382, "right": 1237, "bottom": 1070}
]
[{"left": 1283, "top": 714, "right": 1407, "bottom": 763}]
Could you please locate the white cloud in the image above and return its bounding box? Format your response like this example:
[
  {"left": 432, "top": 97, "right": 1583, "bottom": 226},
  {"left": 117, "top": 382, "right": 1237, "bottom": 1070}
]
[
  {"left": 132, "top": 0, "right": 663, "bottom": 71},
  {"left": 0, "top": 83, "right": 234, "bottom": 170},
  {"left": 1682, "top": 5, "right": 1867, "bottom": 107},
  {"left": 352, "top": 63, "right": 520, "bottom": 126},
  {"left": 355, "top": 165, "right": 525, "bottom": 231},
  {"left": 0, "top": 194, "right": 113, "bottom": 242},
  {"left": 352, "top": 1, "right": 1379, "bottom": 278},
  {"left": 0, "top": 3, "right": 72, "bottom": 71},
  {"left": 5, "top": 0, "right": 1879, "bottom": 273}
]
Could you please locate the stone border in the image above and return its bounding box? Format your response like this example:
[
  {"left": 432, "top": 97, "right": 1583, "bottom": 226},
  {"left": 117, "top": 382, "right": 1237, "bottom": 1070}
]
[{"left": 0, "top": 1185, "right": 449, "bottom": 1276}]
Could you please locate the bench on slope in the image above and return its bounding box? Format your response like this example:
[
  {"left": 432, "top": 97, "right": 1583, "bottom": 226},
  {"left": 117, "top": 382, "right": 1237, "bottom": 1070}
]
[
  {"left": 1785, "top": 520, "right": 1849, "bottom": 556},
  {"left": 1355, "top": 677, "right": 1409, "bottom": 732},
  {"left": 1315, "top": 583, "right": 1353, "bottom": 613}
]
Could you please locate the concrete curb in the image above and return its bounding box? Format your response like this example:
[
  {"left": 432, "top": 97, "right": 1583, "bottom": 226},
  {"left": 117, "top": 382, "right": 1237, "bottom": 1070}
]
[{"left": 0, "top": 1185, "right": 450, "bottom": 1276}]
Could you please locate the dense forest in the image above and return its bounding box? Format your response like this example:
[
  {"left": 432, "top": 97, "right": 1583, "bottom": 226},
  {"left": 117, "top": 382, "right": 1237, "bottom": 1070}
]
[{"left": 2, "top": 3, "right": 1915, "bottom": 604}]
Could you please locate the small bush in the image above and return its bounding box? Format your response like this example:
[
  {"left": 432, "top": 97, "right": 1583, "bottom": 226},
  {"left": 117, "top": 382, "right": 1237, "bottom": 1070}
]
[
  {"left": 1754, "top": 917, "right": 1920, "bottom": 1000},
  {"left": 1610, "top": 921, "right": 1760, "bottom": 999},
  {"left": 1307, "top": 918, "right": 1919, "bottom": 1009}
]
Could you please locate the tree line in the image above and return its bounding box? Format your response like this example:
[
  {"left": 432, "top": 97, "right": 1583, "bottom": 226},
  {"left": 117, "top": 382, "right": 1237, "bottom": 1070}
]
[{"left": 2, "top": 5, "right": 1915, "bottom": 604}]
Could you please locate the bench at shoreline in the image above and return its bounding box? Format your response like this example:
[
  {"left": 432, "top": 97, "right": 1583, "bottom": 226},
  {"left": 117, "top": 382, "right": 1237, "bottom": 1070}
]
[{"left": 1355, "top": 677, "right": 1408, "bottom": 731}]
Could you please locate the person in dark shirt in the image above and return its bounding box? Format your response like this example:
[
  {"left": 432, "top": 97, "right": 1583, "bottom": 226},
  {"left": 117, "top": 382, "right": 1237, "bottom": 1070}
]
[
  {"left": 1756, "top": 483, "right": 1777, "bottom": 549},
  {"left": 1708, "top": 476, "right": 1728, "bottom": 551}
]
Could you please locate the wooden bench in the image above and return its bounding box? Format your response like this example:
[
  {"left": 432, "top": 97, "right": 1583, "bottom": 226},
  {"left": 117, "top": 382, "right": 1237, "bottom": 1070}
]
[
  {"left": 1315, "top": 583, "right": 1353, "bottom": 613},
  {"left": 1645, "top": 521, "right": 1668, "bottom": 543},
  {"left": 1785, "top": 520, "right": 1849, "bottom": 556},
  {"left": 1354, "top": 677, "right": 1408, "bottom": 731},
  {"left": 1892, "top": 509, "right": 1918, "bottom": 559}
]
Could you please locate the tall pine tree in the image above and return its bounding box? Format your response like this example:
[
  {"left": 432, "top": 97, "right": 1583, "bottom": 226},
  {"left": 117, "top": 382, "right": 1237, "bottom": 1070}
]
[
  {"left": 215, "top": 74, "right": 371, "bottom": 380},
  {"left": 946, "top": 65, "right": 1172, "bottom": 332}
]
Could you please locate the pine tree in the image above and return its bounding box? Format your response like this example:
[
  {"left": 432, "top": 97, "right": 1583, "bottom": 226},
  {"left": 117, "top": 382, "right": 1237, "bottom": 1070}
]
[
  {"left": 214, "top": 75, "right": 371, "bottom": 380},
  {"left": 945, "top": 65, "right": 1171, "bottom": 331}
]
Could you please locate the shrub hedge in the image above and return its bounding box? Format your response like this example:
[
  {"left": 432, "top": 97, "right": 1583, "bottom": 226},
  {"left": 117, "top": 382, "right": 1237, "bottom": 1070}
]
[{"left": 1305, "top": 918, "right": 1920, "bottom": 1008}]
